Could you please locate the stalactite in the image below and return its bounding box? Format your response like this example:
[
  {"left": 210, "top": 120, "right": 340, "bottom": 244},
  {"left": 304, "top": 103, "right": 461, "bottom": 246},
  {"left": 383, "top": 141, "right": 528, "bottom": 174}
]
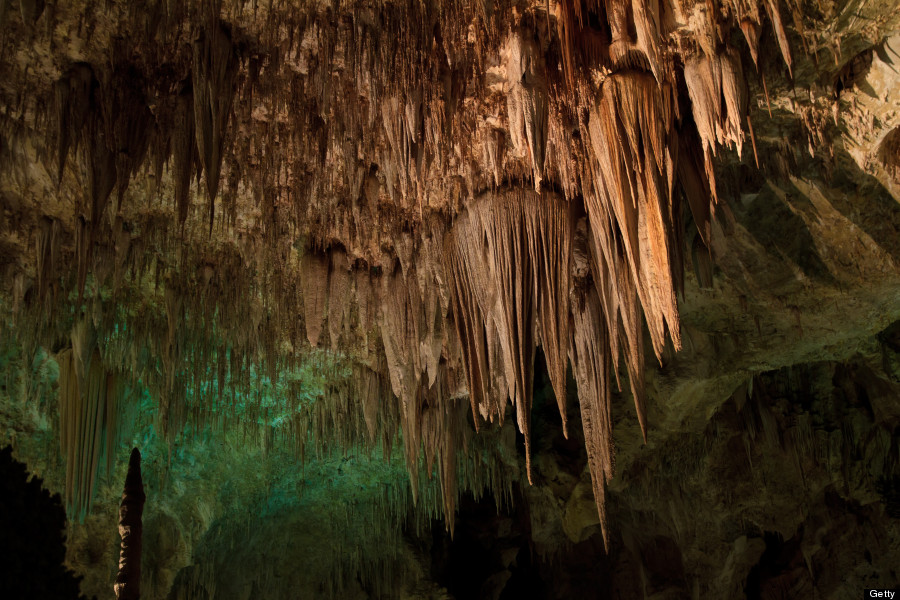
[
  {"left": 301, "top": 252, "right": 329, "bottom": 347},
  {"left": 445, "top": 189, "right": 580, "bottom": 482},
  {"left": 555, "top": 0, "right": 582, "bottom": 93},
  {"left": 379, "top": 262, "right": 425, "bottom": 498},
  {"left": 328, "top": 249, "right": 350, "bottom": 351},
  {"left": 17, "top": 0, "right": 44, "bottom": 24},
  {"left": 353, "top": 266, "right": 378, "bottom": 355},
  {"left": 55, "top": 63, "right": 95, "bottom": 185},
  {"left": 58, "top": 321, "right": 124, "bottom": 522},
  {"left": 419, "top": 371, "right": 469, "bottom": 535},
  {"left": 34, "top": 216, "right": 59, "bottom": 309},
  {"left": 684, "top": 46, "right": 749, "bottom": 193},
  {"left": 161, "top": 286, "right": 183, "bottom": 438},
  {"left": 444, "top": 211, "right": 504, "bottom": 427},
  {"left": 763, "top": 0, "right": 793, "bottom": 78},
  {"left": 173, "top": 85, "right": 197, "bottom": 227},
  {"left": 486, "top": 191, "right": 539, "bottom": 457},
  {"left": 585, "top": 70, "right": 681, "bottom": 367},
  {"left": 677, "top": 122, "right": 715, "bottom": 241},
  {"left": 740, "top": 18, "right": 762, "bottom": 68},
  {"left": 87, "top": 136, "right": 117, "bottom": 235},
  {"left": 692, "top": 233, "right": 714, "bottom": 288},
  {"left": 106, "top": 61, "right": 154, "bottom": 212},
  {"left": 356, "top": 364, "right": 383, "bottom": 443},
  {"left": 525, "top": 195, "right": 575, "bottom": 436},
  {"left": 192, "top": 21, "right": 238, "bottom": 231},
  {"left": 503, "top": 30, "right": 549, "bottom": 191},
  {"left": 569, "top": 282, "right": 613, "bottom": 547}
]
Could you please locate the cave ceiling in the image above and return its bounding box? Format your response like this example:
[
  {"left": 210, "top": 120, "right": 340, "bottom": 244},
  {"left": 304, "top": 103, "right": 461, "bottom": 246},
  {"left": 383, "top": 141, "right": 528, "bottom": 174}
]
[{"left": 1, "top": 0, "right": 900, "bottom": 596}]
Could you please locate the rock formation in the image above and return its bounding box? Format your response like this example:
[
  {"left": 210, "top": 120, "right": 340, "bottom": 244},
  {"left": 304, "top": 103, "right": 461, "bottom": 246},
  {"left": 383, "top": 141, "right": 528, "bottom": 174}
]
[
  {"left": 114, "top": 448, "right": 145, "bottom": 600},
  {"left": 0, "top": 0, "right": 899, "bottom": 597}
]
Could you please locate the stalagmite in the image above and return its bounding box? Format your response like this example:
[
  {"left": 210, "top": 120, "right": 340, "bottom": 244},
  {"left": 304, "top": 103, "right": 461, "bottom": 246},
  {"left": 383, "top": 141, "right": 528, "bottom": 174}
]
[{"left": 114, "top": 448, "right": 145, "bottom": 600}]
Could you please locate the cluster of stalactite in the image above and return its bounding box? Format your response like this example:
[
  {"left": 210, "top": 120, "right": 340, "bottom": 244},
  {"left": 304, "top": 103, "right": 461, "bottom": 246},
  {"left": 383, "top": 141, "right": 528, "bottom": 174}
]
[
  {"left": 0, "top": 0, "right": 801, "bottom": 544},
  {"left": 165, "top": 429, "right": 517, "bottom": 600},
  {"left": 57, "top": 320, "right": 129, "bottom": 522}
]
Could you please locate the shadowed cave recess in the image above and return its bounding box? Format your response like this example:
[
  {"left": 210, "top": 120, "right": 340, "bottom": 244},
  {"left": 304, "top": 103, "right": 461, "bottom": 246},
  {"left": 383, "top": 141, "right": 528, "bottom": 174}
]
[{"left": 1, "top": 0, "right": 900, "bottom": 598}]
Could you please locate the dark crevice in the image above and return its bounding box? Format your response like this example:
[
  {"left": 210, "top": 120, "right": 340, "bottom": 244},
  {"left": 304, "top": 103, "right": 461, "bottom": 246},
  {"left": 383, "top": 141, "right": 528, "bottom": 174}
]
[{"left": 0, "top": 445, "right": 93, "bottom": 600}]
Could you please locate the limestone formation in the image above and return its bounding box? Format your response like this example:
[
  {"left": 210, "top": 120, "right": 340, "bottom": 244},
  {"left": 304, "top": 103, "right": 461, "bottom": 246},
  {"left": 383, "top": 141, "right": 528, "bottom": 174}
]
[{"left": 0, "top": 0, "right": 899, "bottom": 596}]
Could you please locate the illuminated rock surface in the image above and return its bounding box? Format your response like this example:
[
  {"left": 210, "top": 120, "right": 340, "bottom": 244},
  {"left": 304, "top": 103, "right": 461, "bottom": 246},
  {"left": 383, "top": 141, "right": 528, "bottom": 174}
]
[{"left": 0, "top": 0, "right": 899, "bottom": 597}]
